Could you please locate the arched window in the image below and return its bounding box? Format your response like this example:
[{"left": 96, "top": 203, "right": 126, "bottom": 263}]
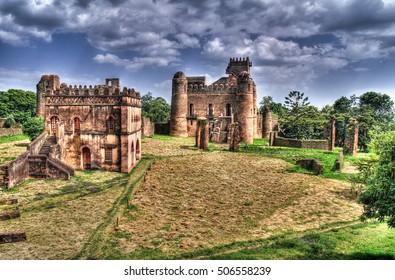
[
  {"left": 208, "top": 104, "right": 213, "bottom": 116},
  {"left": 82, "top": 147, "right": 91, "bottom": 170},
  {"left": 74, "top": 117, "right": 80, "bottom": 135},
  {"left": 189, "top": 104, "right": 194, "bottom": 116},
  {"left": 109, "top": 116, "right": 115, "bottom": 131},
  {"left": 226, "top": 103, "right": 231, "bottom": 116}
]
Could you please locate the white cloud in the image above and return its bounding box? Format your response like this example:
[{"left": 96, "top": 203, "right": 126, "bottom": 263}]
[{"left": 93, "top": 53, "right": 180, "bottom": 71}]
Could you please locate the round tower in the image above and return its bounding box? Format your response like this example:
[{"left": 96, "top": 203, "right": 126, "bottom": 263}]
[
  {"left": 236, "top": 71, "right": 254, "bottom": 144},
  {"left": 262, "top": 107, "right": 272, "bottom": 139},
  {"left": 170, "top": 71, "right": 188, "bottom": 137}
]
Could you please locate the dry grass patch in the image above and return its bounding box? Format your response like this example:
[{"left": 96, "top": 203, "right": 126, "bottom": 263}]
[
  {"left": 142, "top": 137, "right": 201, "bottom": 157},
  {"left": 0, "top": 171, "right": 126, "bottom": 259},
  {"left": 109, "top": 151, "right": 360, "bottom": 257},
  {"left": 0, "top": 139, "right": 30, "bottom": 166}
]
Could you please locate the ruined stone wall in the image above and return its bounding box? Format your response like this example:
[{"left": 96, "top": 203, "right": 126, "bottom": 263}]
[
  {"left": 344, "top": 118, "right": 359, "bottom": 156},
  {"left": 1, "top": 132, "right": 47, "bottom": 189},
  {"left": 0, "top": 128, "right": 23, "bottom": 137},
  {"left": 142, "top": 117, "right": 154, "bottom": 137},
  {"left": 186, "top": 93, "right": 237, "bottom": 137},
  {"left": 273, "top": 136, "right": 328, "bottom": 150}
]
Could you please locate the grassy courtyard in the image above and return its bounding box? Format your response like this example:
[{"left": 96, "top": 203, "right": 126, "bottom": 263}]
[{"left": 1, "top": 134, "right": 394, "bottom": 259}]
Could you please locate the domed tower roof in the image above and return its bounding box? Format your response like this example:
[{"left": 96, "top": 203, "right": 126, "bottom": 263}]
[{"left": 173, "top": 71, "right": 186, "bottom": 79}]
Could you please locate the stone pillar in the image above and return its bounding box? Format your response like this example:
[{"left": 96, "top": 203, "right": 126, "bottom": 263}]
[
  {"left": 344, "top": 118, "right": 359, "bottom": 156},
  {"left": 196, "top": 119, "right": 209, "bottom": 150},
  {"left": 229, "top": 123, "right": 240, "bottom": 152},
  {"left": 324, "top": 118, "right": 336, "bottom": 151},
  {"left": 262, "top": 107, "right": 272, "bottom": 139},
  {"left": 269, "top": 131, "right": 278, "bottom": 146}
]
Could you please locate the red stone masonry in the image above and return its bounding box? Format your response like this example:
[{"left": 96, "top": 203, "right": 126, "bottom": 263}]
[{"left": 170, "top": 58, "right": 258, "bottom": 144}]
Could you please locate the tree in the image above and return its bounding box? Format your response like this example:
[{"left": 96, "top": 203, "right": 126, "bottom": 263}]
[
  {"left": 280, "top": 91, "right": 323, "bottom": 139},
  {"left": 259, "top": 96, "right": 287, "bottom": 118},
  {"left": 281, "top": 105, "right": 325, "bottom": 139},
  {"left": 358, "top": 131, "right": 395, "bottom": 227},
  {"left": 22, "top": 117, "right": 44, "bottom": 140},
  {"left": 0, "top": 89, "right": 36, "bottom": 124},
  {"left": 284, "top": 91, "right": 310, "bottom": 114},
  {"left": 141, "top": 92, "right": 171, "bottom": 123}
]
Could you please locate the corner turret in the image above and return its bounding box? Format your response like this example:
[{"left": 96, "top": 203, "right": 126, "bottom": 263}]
[
  {"left": 36, "top": 74, "right": 60, "bottom": 118},
  {"left": 170, "top": 71, "right": 188, "bottom": 137}
]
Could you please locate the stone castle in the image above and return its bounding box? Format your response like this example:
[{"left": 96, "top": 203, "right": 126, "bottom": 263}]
[
  {"left": 1, "top": 75, "right": 142, "bottom": 188},
  {"left": 36, "top": 75, "right": 142, "bottom": 172},
  {"left": 170, "top": 57, "right": 259, "bottom": 144}
]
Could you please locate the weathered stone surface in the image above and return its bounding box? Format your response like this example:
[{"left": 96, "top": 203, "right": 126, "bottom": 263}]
[
  {"left": 296, "top": 158, "right": 323, "bottom": 175},
  {"left": 196, "top": 119, "right": 209, "bottom": 150},
  {"left": 0, "top": 232, "right": 26, "bottom": 244},
  {"left": 170, "top": 58, "right": 257, "bottom": 144},
  {"left": 335, "top": 152, "right": 343, "bottom": 172},
  {"left": 0, "top": 210, "right": 20, "bottom": 221},
  {"left": 142, "top": 117, "right": 154, "bottom": 137},
  {"left": 262, "top": 107, "right": 272, "bottom": 139},
  {"left": 344, "top": 118, "right": 359, "bottom": 156},
  {"left": 324, "top": 118, "right": 336, "bottom": 151},
  {"left": 270, "top": 132, "right": 329, "bottom": 150},
  {"left": 0, "top": 198, "right": 18, "bottom": 205},
  {"left": 229, "top": 123, "right": 240, "bottom": 152}
]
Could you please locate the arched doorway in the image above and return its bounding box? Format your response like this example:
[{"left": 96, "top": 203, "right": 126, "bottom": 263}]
[
  {"left": 131, "top": 141, "right": 135, "bottom": 166},
  {"left": 50, "top": 116, "right": 59, "bottom": 135},
  {"left": 136, "top": 139, "right": 140, "bottom": 160},
  {"left": 82, "top": 147, "right": 91, "bottom": 170}
]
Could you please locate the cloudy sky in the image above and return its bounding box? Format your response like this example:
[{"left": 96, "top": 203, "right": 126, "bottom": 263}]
[{"left": 1, "top": 0, "right": 395, "bottom": 107}]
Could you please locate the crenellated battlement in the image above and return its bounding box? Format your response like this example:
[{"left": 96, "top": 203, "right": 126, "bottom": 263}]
[{"left": 37, "top": 76, "right": 141, "bottom": 108}]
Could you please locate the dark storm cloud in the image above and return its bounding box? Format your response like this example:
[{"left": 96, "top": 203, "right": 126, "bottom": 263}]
[
  {"left": 0, "top": 0, "right": 64, "bottom": 29},
  {"left": 319, "top": 0, "right": 395, "bottom": 33}
]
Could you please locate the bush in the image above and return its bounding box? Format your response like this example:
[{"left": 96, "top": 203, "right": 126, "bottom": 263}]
[
  {"left": 5, "top": 115, "right": 16, "bottom": 128},
  {"left": 22, "top": 117, "right": 45, "bottom": 140}
]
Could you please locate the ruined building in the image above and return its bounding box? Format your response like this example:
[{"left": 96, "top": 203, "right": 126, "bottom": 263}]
[
  {"left": 0, "top": 75, "right": 142, "bottom": 189},
  {"left": 36, "top": 75, "right": 142, "bottom": 173},
  {"left": 170, "top": 57, "right": 258, "bottom": 144}
]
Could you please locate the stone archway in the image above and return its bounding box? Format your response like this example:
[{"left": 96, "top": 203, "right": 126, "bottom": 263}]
[
  {"left": 50, "top": 116, "right": 59, "bottom": 135},
  {"left": 82, "top": 147, "right": 91, "bottom": 170}
]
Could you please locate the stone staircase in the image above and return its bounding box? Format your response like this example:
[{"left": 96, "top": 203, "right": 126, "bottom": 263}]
[
  {"left": 28, "top": 135, "right": 74, "bottom": 179},
  {"left": 38, "top": 136, "right": 56, "bottom": 156}
]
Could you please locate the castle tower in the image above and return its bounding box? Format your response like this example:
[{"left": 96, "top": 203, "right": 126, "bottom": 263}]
[
  {"left": 36, "top": 74, "right": 60, "bottom": 118},
  {"left": 226, "top": 57, "right": 252, "bottom": 76},
  {"left": 170, "top": 71, "right": 188, "bottom": 137},
  {"left": 262, "top": 107, "right": 272, "bottom": 138},
  {"left": 236, "top": 71, "right": 255, "bottom": 144}
]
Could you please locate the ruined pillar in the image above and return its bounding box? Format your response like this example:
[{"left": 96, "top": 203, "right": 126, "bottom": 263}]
[
  {"left": 344, "top": 118, "right": 359, "bottom": 156},
  {"left": 196, "top": 118, "right": 209, "bottom": 150},
  {"left": 324, "top": 118, "right": 336, "bottom": 151},
  {"left": 229, "top": 123, "right": 240, "bottom": 152},
  {"left": 262, "top": 107, "right": 272, "bottom": 139}
]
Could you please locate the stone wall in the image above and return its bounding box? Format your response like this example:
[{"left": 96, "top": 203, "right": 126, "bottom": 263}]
[
  {"left": 0, "top": 128, "right": 23, "bottom": 137},
  {"left": 142, "top": 117, "right": 154, "bottom": 137},
  {"left": 1, "top": 132, "right": 48, "bottom": 189},
  {"left": 271, "top": 133, "right": 329, "bottom": 150},
  {"left": 0, "top": 118, "right": 6, "bottom": 128}
]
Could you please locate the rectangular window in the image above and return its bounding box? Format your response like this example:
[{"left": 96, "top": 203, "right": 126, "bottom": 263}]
[{"left": 105, "top": 148, "right": 112, "bottom": 163}]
